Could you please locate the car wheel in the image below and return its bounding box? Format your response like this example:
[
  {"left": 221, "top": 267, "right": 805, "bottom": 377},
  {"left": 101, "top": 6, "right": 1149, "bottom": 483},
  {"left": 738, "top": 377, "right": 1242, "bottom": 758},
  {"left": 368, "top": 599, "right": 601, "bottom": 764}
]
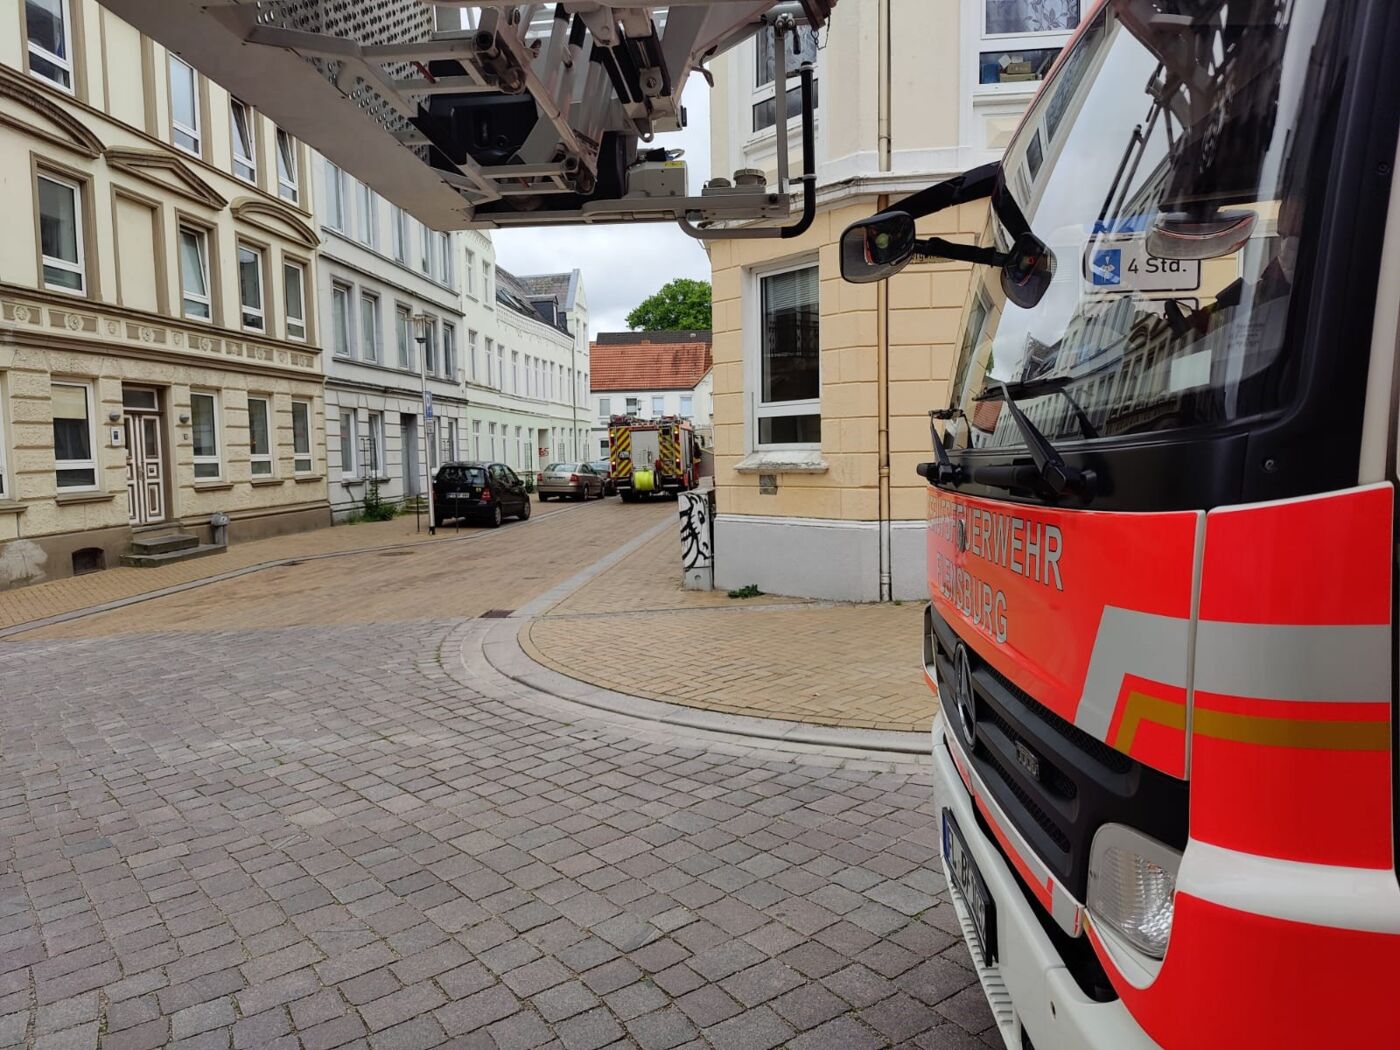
[
  {"left": 487, "top": 505, "right": 503, "bottom": 528},
  {"left": 519, "top": 498, "right": 531, "bottom": 521}
]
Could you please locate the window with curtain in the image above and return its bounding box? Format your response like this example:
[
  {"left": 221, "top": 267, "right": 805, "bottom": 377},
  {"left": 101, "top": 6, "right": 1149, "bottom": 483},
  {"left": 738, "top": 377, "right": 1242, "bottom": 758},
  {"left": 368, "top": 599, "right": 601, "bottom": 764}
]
[
  {"left": 752, "top": 26, "right": 819, "bottom": 133},
  {"left": 52, "top": 382, "right": 95, "bottom": 488},
  {"left": 757, "top": 264, "right": 820, "bottom": 445}
]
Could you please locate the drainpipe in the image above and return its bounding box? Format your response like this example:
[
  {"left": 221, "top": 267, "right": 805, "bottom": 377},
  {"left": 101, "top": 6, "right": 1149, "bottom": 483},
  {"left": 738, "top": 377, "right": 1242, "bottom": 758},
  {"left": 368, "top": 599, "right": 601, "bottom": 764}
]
[{"left": 876, "top": 0, "right": 894, "bottom": 602}]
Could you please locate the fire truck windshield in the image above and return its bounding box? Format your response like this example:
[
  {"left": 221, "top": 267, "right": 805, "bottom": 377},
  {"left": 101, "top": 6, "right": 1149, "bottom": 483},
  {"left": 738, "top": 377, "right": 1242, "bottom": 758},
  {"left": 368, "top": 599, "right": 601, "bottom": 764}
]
[{"left": 945, "top": 0, "right": 1342, "bottom": 455}]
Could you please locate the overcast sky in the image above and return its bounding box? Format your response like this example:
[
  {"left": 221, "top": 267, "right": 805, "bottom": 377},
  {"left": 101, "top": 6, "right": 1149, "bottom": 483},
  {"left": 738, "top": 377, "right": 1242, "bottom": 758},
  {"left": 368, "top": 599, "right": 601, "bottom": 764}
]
[{"left": 492, "top": 75, "right": 713, "bottom": 338}]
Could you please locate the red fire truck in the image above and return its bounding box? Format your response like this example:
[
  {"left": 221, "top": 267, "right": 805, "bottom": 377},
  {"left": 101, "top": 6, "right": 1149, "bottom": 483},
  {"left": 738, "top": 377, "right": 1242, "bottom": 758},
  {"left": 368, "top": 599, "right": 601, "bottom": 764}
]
[{"left": 842, "top": 2, "right": 1399, "bottom": 1047}]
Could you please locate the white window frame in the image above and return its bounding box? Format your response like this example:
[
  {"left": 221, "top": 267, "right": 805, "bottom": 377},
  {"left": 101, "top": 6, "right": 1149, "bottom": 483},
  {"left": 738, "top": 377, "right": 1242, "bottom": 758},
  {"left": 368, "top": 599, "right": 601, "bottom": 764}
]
[
  {"left": 324, "top": 163, "right": 346, "bottom": 232},
  {"left": 418, "top": 221, "right": 431, "bottom": 276},
  {"left": 339, "top": 409, "right": 358, "bottom": 479},
  {"left": 26, "top": 0, "right": 75, "bottom": 93},
  {"left": 651, "top": 395, "right": 665, "bottom": 417},
  {"left": 748, "top": 257, "right": 822, "bottom": 450},
  {"left": 511, "top": 351, "right": 520, "bottom": 394},
  {"left": 331, "top": 282, "right": 353, "bottom": 358},
  {"left": 37, "top": 172, "right": 85, "bottom": 295},
  {"left": 230, "top": 98, "right": 257, "bottom": 183},
  {"left": 443, "top": 322, "right": 457, "bottom": 380},
  {"left": 749, "top": 24, "right": 820, "bottom": 140},
  {"left": 237, "top": 243, "right": 265, "bottom": 332},
  {"left": 178, "top": 225, "right": 211, "bottom": 321},
  {"left": 488, "top": 422, "right": 498, "bottom": 461},
  {"left": 359, "top": 291, "right": 381, "bottom": 362},
  {"left": 283, "top": 260, "right": 307, "bottom": 341},
  {"left": 680, "top": 394, "right": 694, "bottom": 418},
  {"left": 392, "top": 206, "right": 409, "bottom": 264},
  {"left": 291, "top": 399, "right": 313, "bottom": 474},
  {"left": 472, "top": 419, "right": 481, "bottom": 460},
  {"left": 190, "top": 390, "right": 222, "bottom": 481},
  {"left": 422, "top": 317, "right": 438, "bottom": 374},
  {"left": 439, "top": 233, "right": 452, "bottom": 286},
  {"left": 482, "top": 263, "right": 494, "bottom": 305},
  {"left": 247, "top": 395, "right": 273, "bottom": 477},
  {"left": 52, "top": 380, "right": 97, "bottom": 490},
  {"left": 598, "top": 397, "right": 611, "bottom": 423},
  {"left": 467, "top": 329, "right": 479, "bottom": 382},
  {"left": 395, "top": 305, "right": 413, "bottom": 369},
  {"left": 626, "top": 397, "right": 639, "bottom": 416},
  {"left": 168, "top": 54, "right": 201, "bottom": 156},
  {"left": 366, "top": 411, "right": 384, "bottom": 477},
  {"left": 355, "top": 181, "right": 377, "bottom": 249},
  {"left": 465, "top": 249, "right": 477, "bottom": 297},
  {"left": 276, "top": 129, "right": 300, "bottom": 203},
  {"left": 484, "top": 338, "right": 496, "bottom": 387}
]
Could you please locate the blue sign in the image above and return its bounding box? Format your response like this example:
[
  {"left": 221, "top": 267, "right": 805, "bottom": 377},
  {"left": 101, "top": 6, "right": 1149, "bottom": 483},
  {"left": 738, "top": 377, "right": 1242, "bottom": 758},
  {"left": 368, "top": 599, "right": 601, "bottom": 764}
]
[
  {"left": 423, "top": 390, "right": 434, "bottom": 421},
  {"left": 1090, "top": 248, "right": 1122, "bottom": 286}
]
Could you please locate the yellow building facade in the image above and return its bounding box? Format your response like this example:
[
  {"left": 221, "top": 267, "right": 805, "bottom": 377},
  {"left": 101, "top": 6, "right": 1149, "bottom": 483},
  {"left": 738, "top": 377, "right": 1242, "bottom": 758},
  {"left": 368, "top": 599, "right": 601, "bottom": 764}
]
[
  {"left": 0, "top": 0, "right": 328, "bottom": 588},
  {"left": 707, "top": 0, "right": 1078, "bottom": 600}
]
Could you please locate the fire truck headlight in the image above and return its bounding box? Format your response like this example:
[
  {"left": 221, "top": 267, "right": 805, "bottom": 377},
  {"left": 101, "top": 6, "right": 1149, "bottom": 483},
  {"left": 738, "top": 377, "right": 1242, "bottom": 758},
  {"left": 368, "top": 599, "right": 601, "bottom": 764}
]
[{"left": 1086, "top": 824, "right": 1182, "bottom": 960}]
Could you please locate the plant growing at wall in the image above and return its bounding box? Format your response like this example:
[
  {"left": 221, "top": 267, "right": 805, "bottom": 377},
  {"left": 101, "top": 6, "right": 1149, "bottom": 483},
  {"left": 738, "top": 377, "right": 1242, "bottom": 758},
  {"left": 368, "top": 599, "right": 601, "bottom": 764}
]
[
  {"left": 360, "top": 477, "right": 398, "bottom": 522},
  {"left": 626, "top": 278, "right": 712, "bottom": 331}
]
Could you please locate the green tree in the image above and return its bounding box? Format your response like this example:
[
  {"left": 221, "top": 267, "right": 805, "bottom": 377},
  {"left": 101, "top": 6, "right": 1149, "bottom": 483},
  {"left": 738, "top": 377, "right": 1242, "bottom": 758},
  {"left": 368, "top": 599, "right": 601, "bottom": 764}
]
[{"left": 625, "top": 278, "right": 712, "bottom": 331}]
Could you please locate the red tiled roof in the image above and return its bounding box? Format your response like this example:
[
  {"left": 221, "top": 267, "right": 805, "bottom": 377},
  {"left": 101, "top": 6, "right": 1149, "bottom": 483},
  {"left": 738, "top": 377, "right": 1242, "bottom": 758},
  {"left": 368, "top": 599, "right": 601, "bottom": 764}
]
[{"left": 589, "top": 335, "right": 712, "bottom": 392}]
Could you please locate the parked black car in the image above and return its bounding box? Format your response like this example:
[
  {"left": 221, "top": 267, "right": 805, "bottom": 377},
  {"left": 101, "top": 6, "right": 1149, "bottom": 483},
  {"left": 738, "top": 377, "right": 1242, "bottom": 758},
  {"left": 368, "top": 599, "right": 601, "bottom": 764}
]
[
  {"left": 433, "top": 462, "right": 531, "bottom": 528},
  {"left": 588, "top": 458, "right": 618, "bottom": 496}
]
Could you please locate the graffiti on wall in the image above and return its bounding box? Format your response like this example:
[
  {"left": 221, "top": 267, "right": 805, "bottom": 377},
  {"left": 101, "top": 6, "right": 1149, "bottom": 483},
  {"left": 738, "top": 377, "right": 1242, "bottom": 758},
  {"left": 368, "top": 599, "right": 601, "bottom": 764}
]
[{"left": 679, "top": 492, "right": 714, "bottom": 571}]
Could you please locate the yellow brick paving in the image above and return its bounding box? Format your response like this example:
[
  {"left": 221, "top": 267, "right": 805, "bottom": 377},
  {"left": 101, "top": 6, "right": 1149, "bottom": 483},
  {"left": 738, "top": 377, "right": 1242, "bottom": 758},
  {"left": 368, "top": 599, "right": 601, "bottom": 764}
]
[
  {"left": 525, "top": 527, "right": 939, "bottom": 732},
  {"left": 2, "top": 498, "right": 667, "bottom": 636}
]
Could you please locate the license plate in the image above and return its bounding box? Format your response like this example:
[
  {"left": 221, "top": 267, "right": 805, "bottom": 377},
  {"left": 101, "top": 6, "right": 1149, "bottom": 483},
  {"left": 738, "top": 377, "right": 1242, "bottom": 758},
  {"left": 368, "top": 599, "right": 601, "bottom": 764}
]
[
  {"left": 943, "top": 809, "right": 997, "bottom": 966},
  {"left": 448, "top": 492, "right": 472, "bottom": 499}
]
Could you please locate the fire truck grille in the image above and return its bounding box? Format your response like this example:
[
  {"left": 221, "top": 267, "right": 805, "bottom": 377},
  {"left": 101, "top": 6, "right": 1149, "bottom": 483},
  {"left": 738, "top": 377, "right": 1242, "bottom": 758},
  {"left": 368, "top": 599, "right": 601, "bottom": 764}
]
[{"left": 928, "top": 604, "right": 1188, "bottom": 902}]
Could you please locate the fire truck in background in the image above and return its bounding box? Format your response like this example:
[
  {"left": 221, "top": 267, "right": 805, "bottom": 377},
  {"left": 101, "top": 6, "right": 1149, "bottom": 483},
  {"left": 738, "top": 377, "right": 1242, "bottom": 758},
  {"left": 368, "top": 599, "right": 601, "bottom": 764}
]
[
  {"left": 841, "top": 1, "right": 1400, "bottom": 1046},
  {"left": 608, "top": 415, "right": 700, "bottom": 502}
]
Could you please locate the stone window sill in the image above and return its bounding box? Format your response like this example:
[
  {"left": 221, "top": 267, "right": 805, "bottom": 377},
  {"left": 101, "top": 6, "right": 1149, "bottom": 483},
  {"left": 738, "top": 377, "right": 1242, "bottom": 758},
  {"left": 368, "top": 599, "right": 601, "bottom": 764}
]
[
  {"left": 55, "top": 491, "right": 118, "bottom": 506},
  {"left": 733, "top": 449, "right": 828, "bottom": 475},
  {"left": 293, "top": 474, "right": 324, "bottom": 483},
  {"left": 193, "top": 481, "right": 235, "bottom": 492},
  {"left": 249, "top": 477, "right": 285, "bottom": 487},
  {"left": 0, "top": 500, "right": 27, "bottom": 515}
]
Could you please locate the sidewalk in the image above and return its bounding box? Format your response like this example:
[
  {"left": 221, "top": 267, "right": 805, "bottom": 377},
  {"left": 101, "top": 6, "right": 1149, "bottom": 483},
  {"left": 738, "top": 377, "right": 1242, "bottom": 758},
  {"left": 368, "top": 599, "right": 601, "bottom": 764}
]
[
  {"left": 0, "top": 503, "right": 578, "bottom": 633},
  {"left": 524, "top": 527, "right": 939, "bottom": 732}
]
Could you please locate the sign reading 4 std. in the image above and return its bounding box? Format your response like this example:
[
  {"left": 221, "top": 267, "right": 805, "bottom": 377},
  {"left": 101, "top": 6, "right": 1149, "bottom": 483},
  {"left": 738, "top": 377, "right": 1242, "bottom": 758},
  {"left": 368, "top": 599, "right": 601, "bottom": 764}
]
[{"left": 1082, "top": 236, "right": 1200, "bottom": 293}]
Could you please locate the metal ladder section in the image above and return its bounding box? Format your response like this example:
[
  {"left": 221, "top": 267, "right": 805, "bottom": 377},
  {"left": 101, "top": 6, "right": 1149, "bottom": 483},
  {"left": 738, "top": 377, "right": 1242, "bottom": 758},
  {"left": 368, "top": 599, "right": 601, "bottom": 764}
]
[{"left": 98, "top": 1, "right": 834, "bottom": 235}]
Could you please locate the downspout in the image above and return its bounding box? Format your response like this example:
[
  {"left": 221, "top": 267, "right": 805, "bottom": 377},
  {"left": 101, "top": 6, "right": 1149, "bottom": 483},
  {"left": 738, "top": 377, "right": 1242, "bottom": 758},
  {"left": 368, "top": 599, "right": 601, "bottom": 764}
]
[{"left": 876, "top": 0, "right": 893, "bottom": 602}]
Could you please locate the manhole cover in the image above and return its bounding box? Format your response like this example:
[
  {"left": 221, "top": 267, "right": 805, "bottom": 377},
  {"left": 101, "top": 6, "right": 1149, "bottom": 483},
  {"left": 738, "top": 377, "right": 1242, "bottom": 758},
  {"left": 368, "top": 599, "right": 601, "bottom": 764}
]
[
  {"left": 378, "top": 550, "right": 415, "bottom": 557},
  {"left": 480, "top": 609, "right": 514, "bottom": 619}
]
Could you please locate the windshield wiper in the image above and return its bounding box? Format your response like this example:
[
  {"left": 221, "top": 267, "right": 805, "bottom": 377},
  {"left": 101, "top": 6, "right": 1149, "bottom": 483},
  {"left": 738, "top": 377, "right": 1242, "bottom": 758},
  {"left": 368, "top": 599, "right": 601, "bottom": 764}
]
[
  {"left": 982, "top": 382, "right": 1097, "bottom": 499},
  {"left": 976, "top": 377, "right": 1099, "bottom": 440}
]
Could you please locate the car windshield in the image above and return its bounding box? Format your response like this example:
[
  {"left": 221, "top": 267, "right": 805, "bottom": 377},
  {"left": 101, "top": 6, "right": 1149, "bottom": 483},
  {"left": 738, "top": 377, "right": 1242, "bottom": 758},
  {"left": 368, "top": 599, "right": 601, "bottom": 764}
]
[
  {"left": 440, "top": 465, "right": 487, "bottom": 485},
  {"left": 945, "top": 0, "right": 1341, "bottom": 452},
  {"left": 545, "top": 463, "right": 578, "bottom": 472}
]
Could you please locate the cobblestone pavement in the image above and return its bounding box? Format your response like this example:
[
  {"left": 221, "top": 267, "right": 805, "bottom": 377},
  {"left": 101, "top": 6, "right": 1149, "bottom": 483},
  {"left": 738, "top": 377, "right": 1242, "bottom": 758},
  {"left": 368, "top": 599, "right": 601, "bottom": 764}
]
[
  {"left": 0, "top": 503, "right": 989, "bottom": 1050},
  {"left": 525, "top": 530, "right": 936, "bottom": 733}
]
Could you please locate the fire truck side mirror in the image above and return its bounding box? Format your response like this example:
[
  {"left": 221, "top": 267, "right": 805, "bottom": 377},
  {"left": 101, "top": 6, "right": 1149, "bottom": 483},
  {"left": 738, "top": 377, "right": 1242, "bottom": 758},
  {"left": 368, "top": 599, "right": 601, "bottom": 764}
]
[{"left": 840, "top": 211, "right": 918, "bottom": 284}]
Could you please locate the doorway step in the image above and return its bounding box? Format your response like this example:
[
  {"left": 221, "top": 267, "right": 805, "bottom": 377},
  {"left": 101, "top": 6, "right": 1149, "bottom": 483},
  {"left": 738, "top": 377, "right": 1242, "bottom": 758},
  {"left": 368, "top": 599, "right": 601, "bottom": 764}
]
[{"left": 119, "top": 532, "right": 226, "bottom": 568}]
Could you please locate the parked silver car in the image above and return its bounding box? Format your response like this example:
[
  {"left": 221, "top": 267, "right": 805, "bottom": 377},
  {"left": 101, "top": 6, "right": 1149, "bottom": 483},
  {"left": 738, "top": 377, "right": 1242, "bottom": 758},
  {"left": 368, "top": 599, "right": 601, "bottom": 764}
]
[{"left": 537, "top": 462, "right": 605, "bottom": 501}]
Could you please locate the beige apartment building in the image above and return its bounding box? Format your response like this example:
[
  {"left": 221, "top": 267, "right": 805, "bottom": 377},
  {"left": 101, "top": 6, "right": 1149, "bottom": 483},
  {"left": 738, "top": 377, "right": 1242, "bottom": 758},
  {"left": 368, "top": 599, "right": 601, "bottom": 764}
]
[
  {"left": 707, "top": 0, "right": 1079, "bottom": 600},
  {"left": 0, "top": 0, "right": 328, "bottom": 589}
]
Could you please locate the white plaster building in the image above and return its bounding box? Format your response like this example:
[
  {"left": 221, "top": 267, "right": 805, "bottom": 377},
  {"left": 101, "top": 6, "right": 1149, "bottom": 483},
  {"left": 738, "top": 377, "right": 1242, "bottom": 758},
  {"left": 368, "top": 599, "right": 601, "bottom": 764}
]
[
  {"left": 0, "top": 0, "right": 329, "bottom": 590},
  {"left": 588, "top": 331, "right": 713, "bottom": 460},
  {"left": 315, "top": 191, "right": 591, "bottom": 519}
]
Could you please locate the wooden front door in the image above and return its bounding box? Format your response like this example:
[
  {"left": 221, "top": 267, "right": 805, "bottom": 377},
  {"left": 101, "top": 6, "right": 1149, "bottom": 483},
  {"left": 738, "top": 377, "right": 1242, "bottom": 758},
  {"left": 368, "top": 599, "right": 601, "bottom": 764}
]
[{"left": 124, "top": 397, "right": 166, "bottom": 526}]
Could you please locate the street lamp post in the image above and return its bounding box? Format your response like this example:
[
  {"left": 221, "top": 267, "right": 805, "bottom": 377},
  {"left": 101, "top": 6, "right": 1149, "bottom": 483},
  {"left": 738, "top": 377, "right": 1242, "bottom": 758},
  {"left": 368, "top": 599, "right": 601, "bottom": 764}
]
[{"left": 412, "top": 314, "right": 437, "bottom": 536}]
